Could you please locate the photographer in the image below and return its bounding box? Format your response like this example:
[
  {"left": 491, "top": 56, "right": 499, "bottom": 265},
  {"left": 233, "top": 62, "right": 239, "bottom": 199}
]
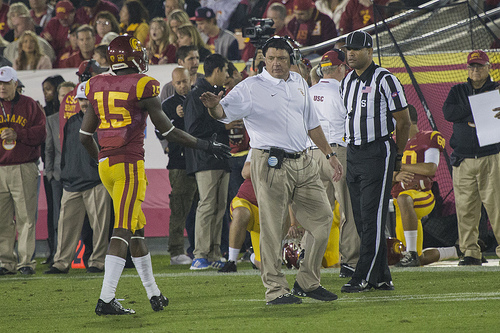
[{"left": 200, "top": 37, "right": 342, "bottom": 305}]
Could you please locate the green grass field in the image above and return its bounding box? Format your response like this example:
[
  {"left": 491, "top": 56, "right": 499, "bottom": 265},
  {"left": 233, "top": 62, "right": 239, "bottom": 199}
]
[{"left": 1, "top": 256, "right": 499, "bottom": 332}]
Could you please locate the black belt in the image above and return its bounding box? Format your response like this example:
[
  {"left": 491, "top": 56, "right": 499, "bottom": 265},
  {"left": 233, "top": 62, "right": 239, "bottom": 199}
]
[
  {"left": 349, "top": 135, "right": 391, "bottom": 149},
  {"left": 262, "top": 149, "right": 302, "bottom": 159},
  {"left": 309, "top": 143, "right": 341, "bottom": 150}
]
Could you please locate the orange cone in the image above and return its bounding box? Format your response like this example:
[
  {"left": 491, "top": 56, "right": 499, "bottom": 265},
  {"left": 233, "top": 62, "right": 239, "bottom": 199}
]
[{"left": 71, "top": 240, "right": 86, "bottom": 269}]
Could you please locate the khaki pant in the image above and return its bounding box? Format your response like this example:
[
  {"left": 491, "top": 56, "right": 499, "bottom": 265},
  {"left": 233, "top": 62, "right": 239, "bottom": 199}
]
[
  {"left": 310, "top": 146, "right": 360, "bottom": 267},
  {"left": 194, "top": 170, "right": 229, "bottom": 261},
  {"left": 168, "top": 169, "right": 197, "bottom": 257},
  {"left": 453, "top": 154, "right": 500, "bottom": 259},
  {"left": 251, "top": 149, "right": 333, "bottom": 302},
  {"left": 0, "top": 162, "right": 39, "bottom": 272},
  {"left": 52, "top": 184, "right": 111, "bottom": 271}
]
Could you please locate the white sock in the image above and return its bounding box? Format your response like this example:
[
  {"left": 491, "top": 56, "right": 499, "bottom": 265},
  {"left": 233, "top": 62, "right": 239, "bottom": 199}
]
[
  {"left": 228, "top": 247, "right": 240, "bottom": 262},
  {"left": 404, "top": 230, "right": 418, "bottom": 252},
  {"left": 438, "top": 246, "right": 458, "bottom": 261},
  {"left": 100, "top": 255, "right": 126, "bottom": 303},
  {"left": 132, "top": 253, "right": 161, "bottom": 299},
  {"left": 250, "top": 253, "right": 256, "bottom": 265}
]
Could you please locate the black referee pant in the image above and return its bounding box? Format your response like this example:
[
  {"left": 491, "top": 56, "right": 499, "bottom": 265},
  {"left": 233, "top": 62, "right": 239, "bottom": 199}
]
[{"left": 346, "top": 138, "right": 396, "bottom": 287}]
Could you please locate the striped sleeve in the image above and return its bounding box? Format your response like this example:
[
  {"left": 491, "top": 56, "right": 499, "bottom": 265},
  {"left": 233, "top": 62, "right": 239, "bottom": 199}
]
[{"left": 381, "top": 73, "right": 407, "bottom": 112}]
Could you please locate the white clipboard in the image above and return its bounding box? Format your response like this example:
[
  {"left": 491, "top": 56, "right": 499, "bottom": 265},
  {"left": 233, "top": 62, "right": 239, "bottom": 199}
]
[{"left": 468, "top": 90, "right": 500, "bottom": 147}]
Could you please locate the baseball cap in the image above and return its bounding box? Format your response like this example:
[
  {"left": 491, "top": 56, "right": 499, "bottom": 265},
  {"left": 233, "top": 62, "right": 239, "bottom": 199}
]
[
  {"left": 345, "top": 31, "right": 373, "bottom": 49},
  {"left": 191, "top": 7, "right": 216, "bottom": 21},
  {"left": 75, "top": 82, "right": 87, "bottom": 99},
  {"left": 321, "top": 49, "right": 347, "bottom": 67},
  {"left": 294, "top": 0, "right": 314, "bottom": 10},
  {"left": 467, "top": 50, "right": 489, "bottom": 65},
  {"left": 56, "top": 1, "right": 75, "bottom": 20},
  {"left": 0, "top": 66, "right": 17, "bottom": 83}
]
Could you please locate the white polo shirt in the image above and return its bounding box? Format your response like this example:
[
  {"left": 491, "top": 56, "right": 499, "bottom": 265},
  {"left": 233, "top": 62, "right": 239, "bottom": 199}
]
[
  {"left": 220, "top": 68, "right": 320, "bottom": 153},
  {"left": 308, "top": 78, "right": 347, "bottom": 148}
]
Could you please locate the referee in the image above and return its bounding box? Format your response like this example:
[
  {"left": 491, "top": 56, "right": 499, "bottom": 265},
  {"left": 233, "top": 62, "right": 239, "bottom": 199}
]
[{"left": 339, "top": 31, "right": 411, "bottom": 292}]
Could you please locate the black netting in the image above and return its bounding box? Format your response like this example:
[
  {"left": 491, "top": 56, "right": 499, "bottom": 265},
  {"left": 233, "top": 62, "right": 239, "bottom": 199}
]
[{"left": 372, "top": 1, "right": 500, "bottom": 216}]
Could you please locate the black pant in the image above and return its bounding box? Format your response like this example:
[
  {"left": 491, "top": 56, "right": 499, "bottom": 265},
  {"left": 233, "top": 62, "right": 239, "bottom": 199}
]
[{"left": 346, "top": 138, "right": 396, "bottom": 286}]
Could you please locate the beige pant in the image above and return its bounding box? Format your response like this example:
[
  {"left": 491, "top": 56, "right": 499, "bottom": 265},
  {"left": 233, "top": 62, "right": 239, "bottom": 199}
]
[
  {"left": 251, "top": 149, "right": 333, "bottom": 302},
  {"left": 453, "top": 153, "right": 500, "bottom": 259},
  {"left": 194, "top": 170, "right": 229, "bottom": 261},
  {"left": 52, "top": 184, "right": 111, "bottom": 271},
  {"left": 0, "top": 162, "right": 39, "bottom": 272},
  {"left": 310, "top": 146, "right": 360, "bottom": 267}
]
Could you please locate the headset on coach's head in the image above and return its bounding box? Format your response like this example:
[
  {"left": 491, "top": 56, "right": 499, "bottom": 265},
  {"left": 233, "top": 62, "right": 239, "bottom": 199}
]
[{"left": 262, "top": 35, "right": 302, "bottom": 66}]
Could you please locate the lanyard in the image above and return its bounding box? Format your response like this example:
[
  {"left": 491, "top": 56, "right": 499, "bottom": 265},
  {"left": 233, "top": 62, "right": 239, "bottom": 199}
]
[{"left": 0, "top": 99, "right": 15, "bottom": 128}]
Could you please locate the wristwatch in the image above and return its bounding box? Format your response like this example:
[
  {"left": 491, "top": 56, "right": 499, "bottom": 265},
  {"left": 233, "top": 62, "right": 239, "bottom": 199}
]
[{"left": 326, "top": 152, "right": 337, "bottom": 159}]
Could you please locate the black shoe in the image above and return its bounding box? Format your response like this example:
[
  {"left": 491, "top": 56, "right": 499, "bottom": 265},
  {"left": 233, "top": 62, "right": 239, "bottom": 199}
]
[
  {"left": 18, "top": 267, "right": 35, "bottom": 275},
  {"left": 395, "top": 251, "right": 420, "bottom": 267},
  {"left": 292, "top": 281, "right": 338, "bottom": 301},
  {"left": 375, "top": 281, "right": 395, "bottom": 291},
  {"left": 0, "top": 267, "right": 16, "bottom": 276},
  {"left": 42, "top": 257, "right": 54, "bottom": 265},
  {"left": 341, "top": 279, "right": 371, "bottom": 293},
  {"left": 218, "top": 260, "right": 237, "bottom": 273},
  {"left": 266, "top": 293, "right": 303, "bottom": 305},
  {"left": 339, "top": 263, "right": 355, "bottom": 278},
  {"left": 86, "top": 266, "right": 104, "bottom": 273},
  {"left": 44, "top": 266, "right": 68, "bottom": 274},
  {"left": 454, "top": 244, "right": 463, "bottom": 258},
  {"left": 95, "top": 298, "right": 136, "bottom": 315},
  {"left": 150, "top": 294, "right": 169, "bottom": 311},
  {"left": 458, "top": 256, "right": 482, "bottom": 266}
]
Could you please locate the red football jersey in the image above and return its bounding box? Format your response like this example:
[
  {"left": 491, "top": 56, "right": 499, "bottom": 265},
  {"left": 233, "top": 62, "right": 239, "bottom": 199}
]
[
  {"left": 85, "top": 73, "right": 161, "bottom": 164},
  {"left": 235, "top": 178, "right": 257, "bottom": 207},
  {"left": 392, "top": 131, "right": 445, "bottom": 197}
]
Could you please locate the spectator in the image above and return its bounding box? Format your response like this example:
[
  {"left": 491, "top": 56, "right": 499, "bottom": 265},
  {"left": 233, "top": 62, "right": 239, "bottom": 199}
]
[
  {"left": 164, "top": 0, "right": 184, "bottom": 20},
  {"left": 93, "top": 10, "right": 120, "bottom": 45},
  {"left": 4, "top": 3, "right": 35, "bottom": 42},
  {"left": 193, "top": 7, "right": 239, "bottom": 60},
  {"left": 315, "top": 0, "right": 348, "bottom": 28},
  {"left": 287, "top": 0, "right": 337, "bottom": 56},
  {"left": 100, "top": 31, "right": 119, "bottom": 44},
  {"left": 13, "top": 30, "right": 52, "bottom": 70},
  {"left": 57, "top": 25, "right": 79, "bottom": 67},
  {"left": 60, "top": 24, "right": 96, "bottom": 68},
  {"left": 167, "top": 9, "right": 191, "bottom": 45},
  {"left": 156, "top": 67, "right": 197, "bottom": 265},
  {"left": 198, "top": 0, "right": 240, "bottom": 30},
  {"left": 0, "top": 66, "right": 46, "bottom": 276},
  {"left": 29, "top": 0, "right": 54, "bottom": 29},
  {"left": 119, "top": 0, "right": 150, "bottom": 45},
  {"left": 227, "top": 0, "right": 270, "bottom": 32},
  {"left": 159, "top": 45, "right": 204, "bottom": 101},
  {"left": 44, "top": 82, "right": 112, "bottom": 275},
  {"left": 93, "top": 44, "right": 109, "bottom": 68},
  {"left": 184, "top": 0, "right": 201, "bottom": 17},
  {"left": 0, "top": 2, "right": 9, "bottom": 37},
  {"left": 443, "top": 50, "right": 500, "bottom": 266},
  {"left": 264, "top": 0, "right": 295, "bottom": 23},
  {"left": 391, "top": 105, "right": 446, "bottom": 267},
  {"left": 42, "top": 77, "right": 69, "bottom": 267},
  {"left": 147, "top": 17, "right": 176, "bottom": 64},
  {"left": 338, "top": 0, "right": 389, "bottom": 35},
  {"left": 4, "top": 16, "right": 55, "bottom": 65},
  {"left": 176, "top": 23, "right": 211, "bottom": 61},
  {"left": 184, "top": 54, "right": 230, "bottom": 270},
  {"left": 76, "top": 0, "right": 119, "bottom": 26},
  {"left": 41, "top": 0, "right": 81, "bottom": 63}
]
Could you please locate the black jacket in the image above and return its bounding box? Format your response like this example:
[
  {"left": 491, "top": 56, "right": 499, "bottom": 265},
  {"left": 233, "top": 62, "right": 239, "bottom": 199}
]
[
  {"left": 60, "top": 111, "right": 101, "bottom": 192},
  {"left": 184, "top": 77, "right": 229, "bottom": 175},
  {"left": 443, "top": 76, "right": 500, "bottom": 162},
  {"left": 157, "top": 92, "right": 187, "bottom": 170}
]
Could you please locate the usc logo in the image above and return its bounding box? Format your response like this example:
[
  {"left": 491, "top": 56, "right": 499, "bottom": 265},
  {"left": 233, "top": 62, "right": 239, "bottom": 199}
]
[{"left": 129, "top": 37, "right": 142, "bottom": 51}]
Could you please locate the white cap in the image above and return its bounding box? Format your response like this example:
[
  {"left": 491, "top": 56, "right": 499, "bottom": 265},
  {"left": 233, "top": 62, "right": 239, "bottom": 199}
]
[
  {"left": 76, "top": 82, "right": 87, "bottom": 99},
  {"left": 0, "top": 66, "right": 17, "bottom": 83}
]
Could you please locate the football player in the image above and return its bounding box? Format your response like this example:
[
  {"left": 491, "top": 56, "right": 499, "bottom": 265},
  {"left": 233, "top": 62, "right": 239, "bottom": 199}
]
[
  {"left": 79, "top": 35, "right": 231, "bottom": 315},
  {"left": 391, "top": 105, "right": 447, "bottom": 267}
]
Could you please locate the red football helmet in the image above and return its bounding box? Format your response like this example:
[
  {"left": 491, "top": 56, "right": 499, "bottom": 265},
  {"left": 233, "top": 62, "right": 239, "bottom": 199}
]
[
  {"left": 107, "top": 35, "right": 148, "bottom": 73},
  {"left": 282, "top": 240, "right": 303, "bottom": 269},
  {"left": 387, "top": 237, "right": 406, "bottom": 265}
]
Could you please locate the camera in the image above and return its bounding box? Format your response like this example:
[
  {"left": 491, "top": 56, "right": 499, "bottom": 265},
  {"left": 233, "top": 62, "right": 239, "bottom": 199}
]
[{"left": 243, "top": 18, "right": 276, "bottom": 48}]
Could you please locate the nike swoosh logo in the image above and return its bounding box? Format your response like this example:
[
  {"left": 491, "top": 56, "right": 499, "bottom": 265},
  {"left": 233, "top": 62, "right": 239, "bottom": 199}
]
[
  {"left": 410, "top": 145, "right": 417, "bottom": 148},
  {"left": 271, "top": 93, "right": 277, "bottom": 97}
]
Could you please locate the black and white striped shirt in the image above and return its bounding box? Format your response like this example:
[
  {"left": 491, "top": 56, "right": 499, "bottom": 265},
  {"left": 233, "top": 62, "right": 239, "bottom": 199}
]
[{"left": 340, "top": 62, "right": 407, "bottom": 146}]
